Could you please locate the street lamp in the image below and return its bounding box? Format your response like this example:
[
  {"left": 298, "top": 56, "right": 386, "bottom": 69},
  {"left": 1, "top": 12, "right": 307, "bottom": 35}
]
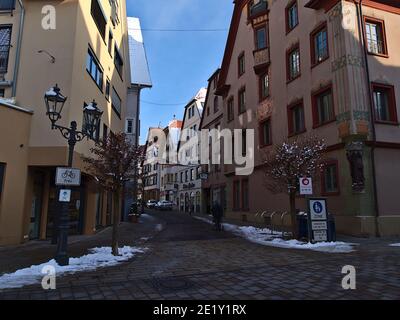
[{"left": 44, "top": 84, "right": 103, "bottom": 266}]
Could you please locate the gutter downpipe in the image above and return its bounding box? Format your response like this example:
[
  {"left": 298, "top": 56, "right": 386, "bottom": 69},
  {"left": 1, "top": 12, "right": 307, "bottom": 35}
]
[
  {"left": 354, "top": 0, "right": 380, "bottom": 237},
  {"left": 11, "top": 0, "right": 25, "bottom": 98}
]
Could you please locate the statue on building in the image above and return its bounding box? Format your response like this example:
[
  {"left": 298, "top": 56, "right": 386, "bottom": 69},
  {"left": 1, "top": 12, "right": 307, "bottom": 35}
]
[{"left": 346, "top": 142, "right": 365, "bottom": 192}]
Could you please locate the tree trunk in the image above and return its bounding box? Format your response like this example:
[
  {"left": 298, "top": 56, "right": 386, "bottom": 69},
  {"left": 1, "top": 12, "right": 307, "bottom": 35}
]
[
  {"left": 111, "top": 188, "right": 121, "bottom": 256},
  {"left": 289, "top": 189, "right": 298, "bottom": 239}
]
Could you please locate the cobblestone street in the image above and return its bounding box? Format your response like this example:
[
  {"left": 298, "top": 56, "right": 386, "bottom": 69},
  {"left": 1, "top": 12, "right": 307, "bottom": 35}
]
[{"left": 0, "top": 210, "right": 399, "bottom": 300}]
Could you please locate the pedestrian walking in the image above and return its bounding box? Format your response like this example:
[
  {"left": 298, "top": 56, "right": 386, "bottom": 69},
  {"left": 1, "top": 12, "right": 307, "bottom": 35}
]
[{"left": 211, "top": 200, "right": 223, "bottom": 231}]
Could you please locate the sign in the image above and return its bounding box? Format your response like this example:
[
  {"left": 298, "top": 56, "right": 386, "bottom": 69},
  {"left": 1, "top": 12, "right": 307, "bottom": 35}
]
[
  {"left": 299, "top": 177, "right": 313, "bottom": 195},
  {"left": 59, "top": 189, "right": 71, "bottom": 203},
  {"left": 309, "top": 199, "right": 327, "bottom": 220},
  {"left": 56, "top": 168, "right": 81, "bottom": 186},
  {"left": 200, "top": 173, "right": 208, "bottom": 180},
  {"left": 307, "top": 198, "right": 329, "bottom": 243}
]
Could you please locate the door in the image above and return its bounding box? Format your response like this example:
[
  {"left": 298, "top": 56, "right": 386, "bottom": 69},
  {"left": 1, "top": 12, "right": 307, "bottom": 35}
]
[{"left": 29, "top": 172, "right": 44, "bottom": 239}]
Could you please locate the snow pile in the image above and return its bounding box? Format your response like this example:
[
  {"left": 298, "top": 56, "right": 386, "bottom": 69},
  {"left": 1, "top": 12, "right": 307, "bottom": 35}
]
[
  {"left": 389, "top": 243, "right": 400, "bottom": 247},
  {"left": 0, "top": 246, "right": 145, "bottom": 290},
  {"left": 194, "top": 216, "right": 356, "bottom": 253}
]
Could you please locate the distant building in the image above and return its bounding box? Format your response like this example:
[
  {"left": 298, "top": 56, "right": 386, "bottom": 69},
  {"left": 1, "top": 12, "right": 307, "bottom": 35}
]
[
  {"left": 176, "top": 88, "right": 206, "bottom": 214},
  {"left": 123, "top": 17, "right": 152, "bottom": 218}
]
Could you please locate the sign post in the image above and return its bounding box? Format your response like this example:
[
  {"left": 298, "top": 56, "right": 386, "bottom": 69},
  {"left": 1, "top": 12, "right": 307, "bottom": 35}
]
[
  {"left": 307, "top": 198, "right": 329, "bottom": 243},
  {"left": 299, "top": 177, "right": 313, "bottom": 195}
]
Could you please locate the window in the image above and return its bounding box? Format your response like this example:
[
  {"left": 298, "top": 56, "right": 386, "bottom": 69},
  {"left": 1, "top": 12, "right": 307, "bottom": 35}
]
[
  {"left": 126, "top": 118, "right": 134, "bottom": 134},
  {"left": 206, "top": 107, "right": 210, "bottom": 116},
  {"left": 185, "top": 171, "right": 188, "bottom": 182},
  {"left": 91, "top": 0, "right": 107, "bottom": 40},
  {"left": 238, "top": 87, "right": 246, "bottom": 114},
  {"left": 0, "top": 163, "right": 5, "bottom": 199},
  {"left": 259, "top": 71, "right": 269, "bottom": 101},
  {"left": 255, "top": 25, "right": 267, "bottom": 50},
  {"left": 105, "top": 79, "right": 110, "bottom": 100},
  {"left": 86, "top": 48, "right": 103, "bottom": 90},
  {"left": 311, "top": 23, "right": 328, "bottom": 65},
  {"left": 180, "top": 172, "right": 183, "bottom": 183},
  {"left": 0, "top": 26, "right": 12, "bottom": 74},
  {"left": 312, "top": 86, "right": 335, "bottom": 127},
  {"left": 288, "top": 101, "right": 305, "bottom": 136},
  {"left": 238, "top": 53, "right": 245, "bottom": 77},
  {"left": 286, "top": 0, "right": 298, "bottom": 33},
  {"left": 365, "top": 18, "right": 387, "bottom": 56},
  {"left": 233, "top": 180, "right": 241, "bottom": 210},
  {"left": 111, "top": 87, "right": 122, "bottom": 116},
  {"left": 259, "top": 118, "right": 271, "bottom": 147},
  {"left": 227, "top": 97, "right": 234, "bottom": 122},
  {"left": 287, "top": 45, "right": 300, "bottom": 81},
  {"left": 190, "top": 169, "right": 194, "bottom": 181},
  {"left": 0, "top": 0, "right": 16, "bottom": 11},
  {"left": 322, "top": 161, "right": 339, "bottom": 195},
  {"left": 114, "top": 45, "right": 124, "bottom": 77},
  {"left": 108, "top": 30, "right": 113, "bottom": 56},
  {"left": 0, "top": 88, "right": 4, "bottom": 97},
  {"left": 242, "top": 179, "right": 249, "bottom": 211},
  {"left": 214, "top": 96, "right": 219, "bottom": 113},
  {"left": 372, "top": 83, "right": 397, "bottom": 123}
]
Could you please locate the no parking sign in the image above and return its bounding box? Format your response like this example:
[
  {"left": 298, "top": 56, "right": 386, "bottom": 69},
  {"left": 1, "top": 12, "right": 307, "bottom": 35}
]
[{"left": 299, "top": 177, "right": 313, "bottom": 195}]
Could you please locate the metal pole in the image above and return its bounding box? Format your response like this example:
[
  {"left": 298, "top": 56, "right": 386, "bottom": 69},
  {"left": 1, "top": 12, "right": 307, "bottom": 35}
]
[{"left": 55, "top": 121, "right": 77, "bottom": 266}]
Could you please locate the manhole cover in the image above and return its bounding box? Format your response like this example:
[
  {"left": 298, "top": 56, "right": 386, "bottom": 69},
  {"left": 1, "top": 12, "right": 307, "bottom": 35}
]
[{"left": 151, "top": 277, "right": 194, "bottom": 292}]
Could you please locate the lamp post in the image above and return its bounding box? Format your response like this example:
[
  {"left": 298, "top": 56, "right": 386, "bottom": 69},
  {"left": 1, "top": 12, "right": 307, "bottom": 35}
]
[{"left": 44, "top": 84, "right": 103, "bottom": 266}]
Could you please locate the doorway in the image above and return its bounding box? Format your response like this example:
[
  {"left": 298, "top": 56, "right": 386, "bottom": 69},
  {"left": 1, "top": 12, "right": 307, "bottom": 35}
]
[{"left": 29, "top": 171, "right": 44, "bottom": 239}]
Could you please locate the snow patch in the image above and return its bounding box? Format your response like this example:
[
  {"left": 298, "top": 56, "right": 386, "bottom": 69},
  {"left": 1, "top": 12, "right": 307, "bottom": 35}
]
[
  {"left": 194, "top": 216, "right": 357, "bottom": 253},
  {"left": 0, "top": 246, "right": 145, "bottom": 290},
  {"left": 389, "top": 243, "right": 400, "bottom": 247}
]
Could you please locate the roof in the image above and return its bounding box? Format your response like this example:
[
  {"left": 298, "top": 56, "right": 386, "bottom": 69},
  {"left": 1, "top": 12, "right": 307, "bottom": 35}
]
[{"left": 127, "top": 17, "right": 152, "bottom": 87}]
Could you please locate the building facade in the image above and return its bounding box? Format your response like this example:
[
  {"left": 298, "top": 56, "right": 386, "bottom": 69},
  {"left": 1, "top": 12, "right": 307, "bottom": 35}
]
[
  {"left": 199, "top": 69, "right": 227, "bottom": 214},
  {"left": 176, "top": 88, "right": 206, "bottom": 214},
  {"left": 0, "top": 0, "right": 131, "bottom": 245},
  {"left": 212, "top": 0, "right": 400, "bottom": 236},
  {"left": 123, "top": 16, "right": 152, "bottom": 218}
]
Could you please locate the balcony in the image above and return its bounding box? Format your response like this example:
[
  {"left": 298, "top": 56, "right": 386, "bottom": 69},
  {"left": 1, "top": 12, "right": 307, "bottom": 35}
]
[
  {"left": 249, "top": 0, "right": 268, "bottom": 20},
  {"left": 253, "top": 47, "right": 270, "bottom": 74},
  {"left": 0, "top": 0, "right": 15, "bottom": 11}
]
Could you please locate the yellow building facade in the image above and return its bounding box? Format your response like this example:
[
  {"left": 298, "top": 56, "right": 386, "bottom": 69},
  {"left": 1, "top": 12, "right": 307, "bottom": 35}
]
[{"left": 0, "top": 0, "right": 130, "bottom": 245}]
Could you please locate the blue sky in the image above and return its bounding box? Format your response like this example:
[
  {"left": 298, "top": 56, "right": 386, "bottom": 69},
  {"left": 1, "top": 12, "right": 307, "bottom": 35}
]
[{"left": 126, "top": 0, "right": 233, "bottom": 144}]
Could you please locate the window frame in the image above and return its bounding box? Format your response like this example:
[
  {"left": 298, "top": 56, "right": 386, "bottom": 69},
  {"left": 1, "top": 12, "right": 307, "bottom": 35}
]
[
  {"left": 254, "top": 24, "right": 268, "bottom": 50},
  {"left": 310, "top": 21, "right": 329, "bottom": 67},
  {"left": 286, "top": 43, "right": 301, "bottom": 83},
  {"left": 259, "top": 70, "right": 270, "bottom": 102},
  {"left": 363, "top": 16, "right": 388, "bottom": 58},
  {"left": 91, "top": 0, "right": 107, "bottom": 41},
  {"left": 311, "top": 84, "right": 336, "bottom": 128},
  {"left": 111, "top": 86, "right": 122, "bottom": 118},
  {"left": 125, "top": 118, "right": 134, "bottom": 134},
  {"left": 238, "top": 87, "right": 246, "bottom": 115},
  {"left": 285, "top": 0, "right": 299, "bottom": 34},
  {"left": 259, "top": 117, "right": 272, "bottom": 148},
  {"left": 0, "top": 25, "right": 12, "bottom": 74},
  {"left": 321, "top": 160, "right": 340, "bottom": 196},
  {"left": 227, "top": 96, "right": 234, "bottom": 122},
  {"left": 114, "top": 44, "right": 124, "bottom": 79},
  {"left": 287, "top": 99, "right": 306, "bottom": 137},
  {"left": 238, "top": 52, "right": 245, "bottom": 78},
  {"left": 371, "top": 82, "right": 398, "bottom": 125},
  {"left": 86, "top": 47, "right": 104, "bottom": 92}
]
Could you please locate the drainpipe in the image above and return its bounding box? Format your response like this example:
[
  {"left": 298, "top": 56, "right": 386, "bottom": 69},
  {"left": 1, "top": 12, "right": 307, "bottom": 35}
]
[
  {"left": 354, "top": 0, "right": 380, "bottom": 237},
  {"left": 11, "top": 0, "right": 25, "bottom": 98}
]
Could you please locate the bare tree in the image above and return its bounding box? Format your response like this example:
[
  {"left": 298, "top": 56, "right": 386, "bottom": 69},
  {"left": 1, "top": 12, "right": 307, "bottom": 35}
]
[
  {"left": 83, "top": 133, "right": 144, "bottom": 256},
  {"left": 263, "top": 135, "right": 326, "bottom": 239}
]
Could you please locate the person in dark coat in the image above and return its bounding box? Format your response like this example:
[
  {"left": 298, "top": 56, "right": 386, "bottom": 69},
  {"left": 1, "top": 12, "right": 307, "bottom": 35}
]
[{"left": 211, "top": 200, "right": 223, "bottom": 231}]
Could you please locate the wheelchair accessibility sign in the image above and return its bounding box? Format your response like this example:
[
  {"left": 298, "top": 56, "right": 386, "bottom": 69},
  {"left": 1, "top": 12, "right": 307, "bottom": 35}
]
[
  {"left": 307, "top": 198, "right": 329, "bottom": 243},
  {"left": 309, "top": 199, "right": 327, "bottom": 220}
]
